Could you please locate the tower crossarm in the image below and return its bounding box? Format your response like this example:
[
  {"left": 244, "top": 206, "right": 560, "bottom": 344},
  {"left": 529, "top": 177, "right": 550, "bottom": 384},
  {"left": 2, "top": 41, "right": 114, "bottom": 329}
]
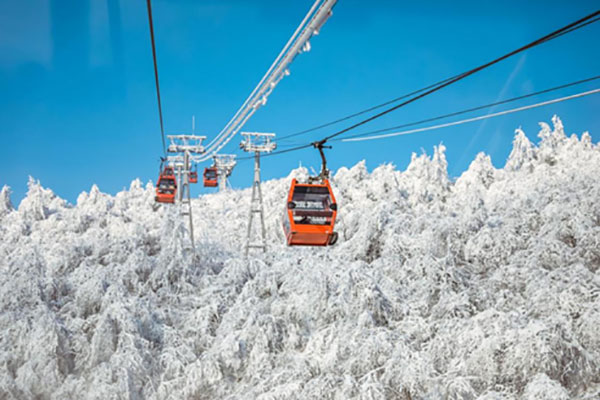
[
  {"left": 240, "top": 132, "right": 277, "bottom": 153},
  {"left": 167, "top": 134, "right": 207, "bottom": 154},
  {"left": 213, "top": 154, "right": 237, "bottom": 177}
]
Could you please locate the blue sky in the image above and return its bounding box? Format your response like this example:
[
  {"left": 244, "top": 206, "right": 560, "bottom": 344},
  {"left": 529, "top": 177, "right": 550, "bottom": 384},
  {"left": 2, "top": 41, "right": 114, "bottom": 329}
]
[{"left": 1, "top": 0, "right": 599, "bottom": 204}]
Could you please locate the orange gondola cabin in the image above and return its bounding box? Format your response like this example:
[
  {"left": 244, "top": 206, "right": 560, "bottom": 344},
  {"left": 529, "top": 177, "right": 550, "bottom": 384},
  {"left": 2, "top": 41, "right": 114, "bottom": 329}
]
[
  {"left": 155, "top": 166, "right": 177, "bottom": 203},
  {"left": 189, "top": 169, "right": 198, "bottom": 184},
  {"left": 203, "top": 167, "right": 218, "bottom": 187},
  {"left": 282, "top": 178, "right": 338, "bottom": 246}
]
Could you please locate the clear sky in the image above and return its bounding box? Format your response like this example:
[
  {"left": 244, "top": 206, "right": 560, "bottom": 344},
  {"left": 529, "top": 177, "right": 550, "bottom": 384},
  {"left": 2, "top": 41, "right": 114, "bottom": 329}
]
[{"left": 1, "top": 0, "right": 599, "bottom": 204}]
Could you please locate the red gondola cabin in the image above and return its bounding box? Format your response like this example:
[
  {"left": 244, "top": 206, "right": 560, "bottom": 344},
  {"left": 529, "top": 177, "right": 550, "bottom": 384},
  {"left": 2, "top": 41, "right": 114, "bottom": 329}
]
[
  {"left": 203, "top": 167, "right": 218, "bottom": 187},
  {"left": 282, "top": 178, "right": 338, "bottom": 246},
  {"left": 155, "top": 166, "right": 177, "bottom": 203},
  {"left": 189, "top": 170, "right": 198, "bottom": 184}
]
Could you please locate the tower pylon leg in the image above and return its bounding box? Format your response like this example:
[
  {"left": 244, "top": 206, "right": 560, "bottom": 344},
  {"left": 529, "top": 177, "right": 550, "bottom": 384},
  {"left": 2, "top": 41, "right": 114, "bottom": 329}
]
[
  {"left": 178, "top": 151, "right": 195, "bottom": 251},
  {"left": 245, "top": 151, "right": 266, "bottom": 257}
]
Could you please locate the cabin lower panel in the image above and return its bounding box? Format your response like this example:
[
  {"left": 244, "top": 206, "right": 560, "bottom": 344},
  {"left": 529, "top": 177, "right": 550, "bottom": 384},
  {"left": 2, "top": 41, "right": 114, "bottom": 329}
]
[
  {"left": 286, "top": 231, "right": 332, "bottom": 246},
  {"left": 283, "top": 220, "right": 334, "bottom": 246},
  {"left": 155, "top": 194, "right": 175, "bottom": 203}
]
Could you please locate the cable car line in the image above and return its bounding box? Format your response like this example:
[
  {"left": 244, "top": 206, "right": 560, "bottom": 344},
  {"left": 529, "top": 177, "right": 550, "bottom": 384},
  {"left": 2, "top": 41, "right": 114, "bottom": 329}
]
[
  {"left": 542, "top": 15, "right": 600, "bottom": 42},
  {"left": 142, "top": 3, "right": 598, "bottom": 250},
  {"left": 146, "top": 0, "right": 167, "bottom": 156},
  {"left": 276, "top": 74, "right": 460, "bottom": 142},
  {"left": 318, "top": 10, "right": 600, "bottom": 145},
  {"left": 333, "top": 74, "right": 600, "bottom": 142},
  {"left": 203, "top": 0, "right": 323, "bottom": 153},
  {"left": 277, "top": 10, "right": 600, "bottom": 143},
  {"left": 198, "top": 0, "right": 339, "bottom": 162},
  {"left": 342, "top": 87, "right": 600, "bottom": 142},
  {"left": 239, "top": 9, "right": 600, "bottom": 160},
  {"left": 236, "top": 73, "right": 600, "bottom": 162}
]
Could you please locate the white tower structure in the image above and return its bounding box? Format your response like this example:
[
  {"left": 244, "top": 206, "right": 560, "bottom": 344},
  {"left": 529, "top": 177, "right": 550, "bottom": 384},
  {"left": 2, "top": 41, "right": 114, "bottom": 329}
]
[
  {"left": 240, "top": 132, "right": 276, "bottom": 257},
  {"left": 166, "top": 134, "right": 205, "bottom": 249},
  {"left": 213, "top": 154, "right": 237, "bottom": 192}
]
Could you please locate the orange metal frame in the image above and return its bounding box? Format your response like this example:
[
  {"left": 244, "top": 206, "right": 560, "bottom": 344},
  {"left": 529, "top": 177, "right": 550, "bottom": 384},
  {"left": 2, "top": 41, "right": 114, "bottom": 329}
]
[{"left": 282, "top": 178, "right": 337, "bottom": 246}]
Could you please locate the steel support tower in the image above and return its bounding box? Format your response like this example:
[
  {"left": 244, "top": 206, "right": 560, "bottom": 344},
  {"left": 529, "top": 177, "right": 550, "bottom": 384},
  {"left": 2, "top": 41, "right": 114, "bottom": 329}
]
[
  {"left": 213, "top": 154, "right": 237, "bottom": 192},
  {"left": 240, "top": 132, "right": 276, "bottom": 257},
  {"left": 166, "top": 135, "right": 205, "bottom": 250}
]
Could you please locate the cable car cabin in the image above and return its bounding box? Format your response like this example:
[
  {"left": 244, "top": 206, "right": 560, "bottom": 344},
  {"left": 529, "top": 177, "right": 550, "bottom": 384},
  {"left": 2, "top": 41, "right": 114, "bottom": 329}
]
[
  {"left": 282, "top": 178, "right": 338, "bottom": 246},
  {"left": 203, "top": 167, "right": 218, "bottom": 187},
  {"left": 189, "top": 170, "right": 198, "bottom": 184},
  {"left": 155, "top": 167, "right": 177, "bottom": 203}
]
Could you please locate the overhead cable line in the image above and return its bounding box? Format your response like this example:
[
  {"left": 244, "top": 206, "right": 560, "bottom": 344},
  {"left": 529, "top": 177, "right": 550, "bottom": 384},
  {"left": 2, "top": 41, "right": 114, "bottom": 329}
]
[
  {"left": 544, "top": 15, "right": 600, "bottom": 41},
  {"left": 317, "top": 9, "right": 600, "bottom": 144},
  {"left": 202, "top": 0, "right": 322, "bottom": 153},
  {"left": 341, "top": 88, "right": 600, "bottom": 142},
  {"left": 276, "top": 74, "right": 460, "bottom": 142},
  {"left": 198, "top": 0, "right": 338, "bottom": 162},
  {"left": 334, "top": 75, "right": 600, "bottom": 141},
  {"left": 237, "top": 74, "right": 600, "bottom": 161},
  {"left": 277, "top": 11, "right": 600, "bottom": 143},
  {"left": 146, "top": 0, "right": 167, "bottom": 156}
]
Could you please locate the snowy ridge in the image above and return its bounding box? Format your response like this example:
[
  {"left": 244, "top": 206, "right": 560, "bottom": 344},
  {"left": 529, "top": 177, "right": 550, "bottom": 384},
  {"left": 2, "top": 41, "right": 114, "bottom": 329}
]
[{"left": 1, "top": 116, "right": 599, "bottom": 399}]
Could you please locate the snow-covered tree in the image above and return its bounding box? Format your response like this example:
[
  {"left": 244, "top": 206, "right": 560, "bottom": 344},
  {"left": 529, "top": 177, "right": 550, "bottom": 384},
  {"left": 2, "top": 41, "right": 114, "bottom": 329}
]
[{"left": 1, "top": 116, "right": 599, "bottom": 399}]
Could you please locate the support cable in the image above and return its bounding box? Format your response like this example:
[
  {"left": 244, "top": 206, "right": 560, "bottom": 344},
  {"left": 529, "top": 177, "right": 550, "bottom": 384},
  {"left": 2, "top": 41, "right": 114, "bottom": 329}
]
[
  {"left": 199, "top": 0, "right": 337, "bottom": 162},
  {"left": 341, "top": 87, "right": 600, "bottom": 142},
  {"left": 277, "top": 11, "right": 600, "bottom": 142},
  {"left": 203, "top": 0, "right": 322, "bottom": 152},
  {"left": 276, "top": 74, "right": 459, "bottom": 142},
  {"left": 237, "top": 74, "right": 600, "bottom": 161},
  {"left": 320, "top": 10, "right": 600, "bottom": 144},
  {"left": 334, "top": 74, "right": 600, "bottom": 142},
  {"left": 146, "top": 0, "right": 167, "bottom": 156}
]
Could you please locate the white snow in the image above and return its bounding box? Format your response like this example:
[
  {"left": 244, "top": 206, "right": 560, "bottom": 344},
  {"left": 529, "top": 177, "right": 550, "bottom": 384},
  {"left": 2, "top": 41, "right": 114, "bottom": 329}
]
[{"left": 1, "top": 116, "right": 599, "bottom": 399}]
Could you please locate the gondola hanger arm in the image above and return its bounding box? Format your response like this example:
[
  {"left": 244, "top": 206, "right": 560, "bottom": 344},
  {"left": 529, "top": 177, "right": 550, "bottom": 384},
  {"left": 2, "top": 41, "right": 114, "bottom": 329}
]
[{"left": 311, "top": 139, "right": 332, "bottom": 181}]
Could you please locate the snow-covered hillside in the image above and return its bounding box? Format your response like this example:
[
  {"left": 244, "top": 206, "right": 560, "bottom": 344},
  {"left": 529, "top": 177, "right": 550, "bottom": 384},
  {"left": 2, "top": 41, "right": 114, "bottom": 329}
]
[{"left": 1, "top": 116, "right": 599, "bottom": 399}]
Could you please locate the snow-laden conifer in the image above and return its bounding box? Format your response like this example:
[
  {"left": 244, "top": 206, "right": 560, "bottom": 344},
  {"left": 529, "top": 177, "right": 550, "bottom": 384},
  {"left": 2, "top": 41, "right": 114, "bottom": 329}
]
[{"left": 0, "top": 117, "right": 599, "bottom": 398}]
